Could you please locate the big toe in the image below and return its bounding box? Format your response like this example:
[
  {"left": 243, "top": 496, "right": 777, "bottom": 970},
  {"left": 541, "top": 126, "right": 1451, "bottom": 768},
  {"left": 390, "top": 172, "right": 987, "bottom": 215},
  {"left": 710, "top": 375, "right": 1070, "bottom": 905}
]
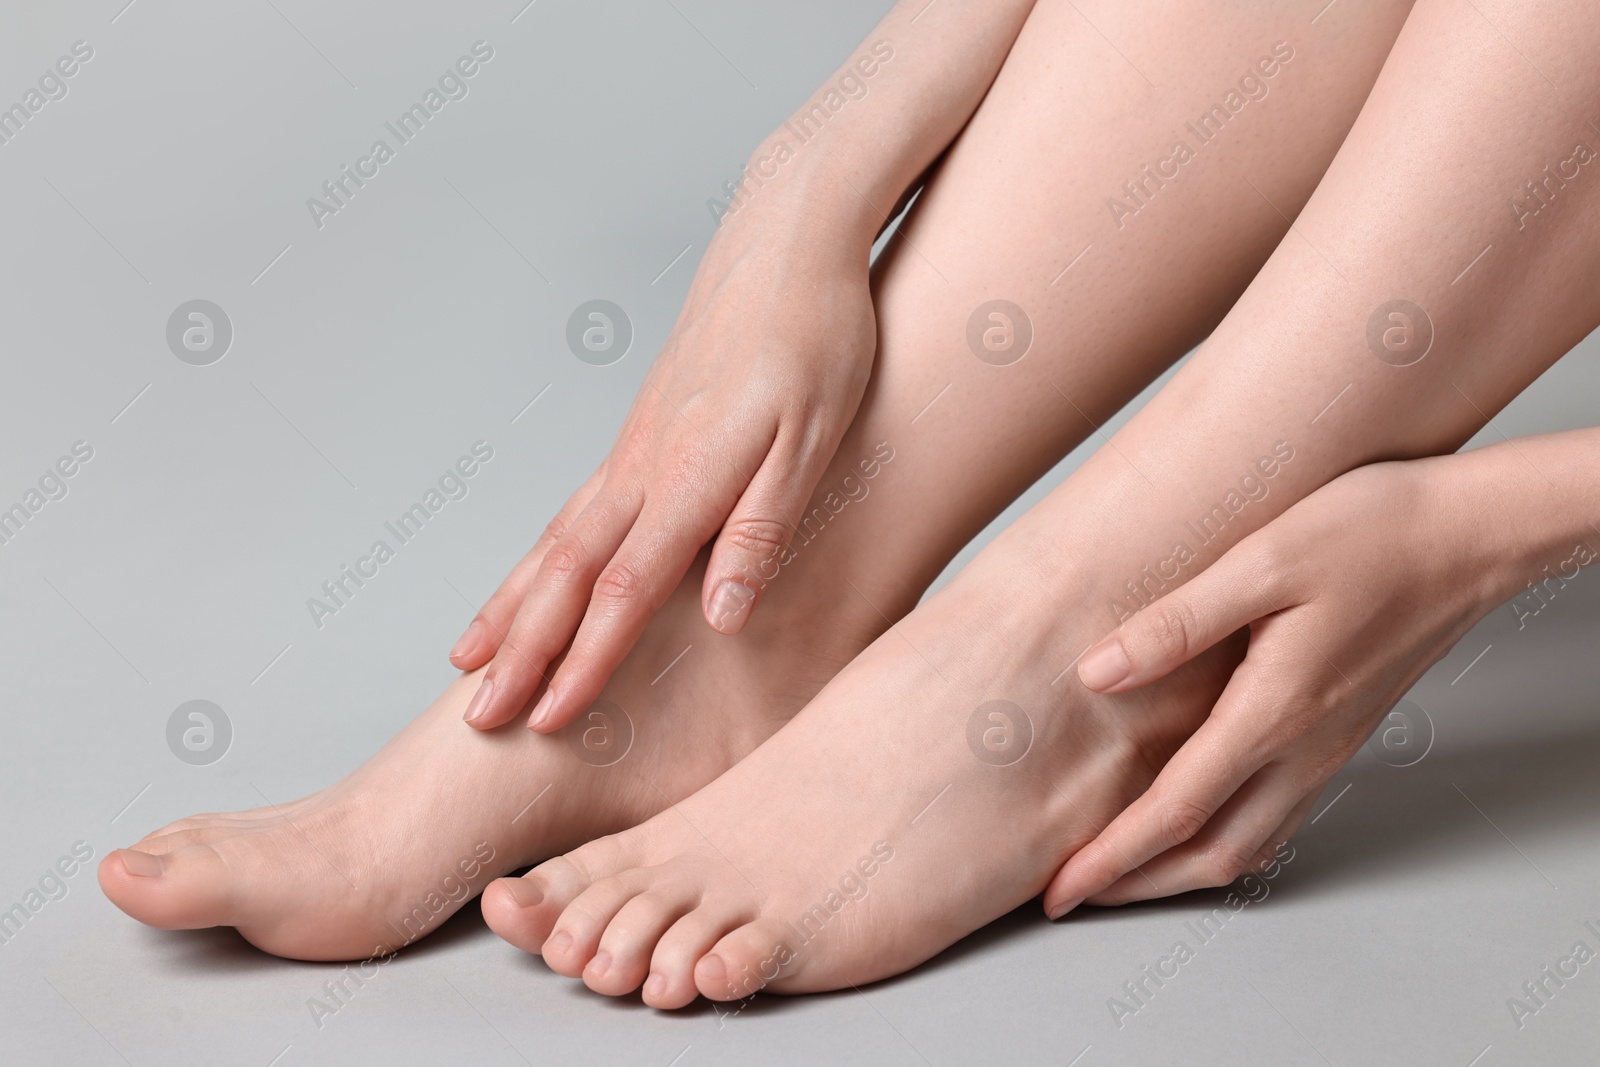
[
  {"left": 98, "top": 845, "right": 235, "bottom": 931},
  {"left": 481, "top": 873, "right": 553, "bottom": 952},
  {"left": 484, "top": 837, "right": 638, "bottom": 953}
]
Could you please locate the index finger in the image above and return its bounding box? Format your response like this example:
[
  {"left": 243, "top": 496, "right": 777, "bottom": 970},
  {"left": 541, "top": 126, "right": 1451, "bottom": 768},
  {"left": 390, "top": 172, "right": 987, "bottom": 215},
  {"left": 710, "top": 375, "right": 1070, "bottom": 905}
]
[{"left": 1077, "top": 539, "right": 1288, "bottom": 693}]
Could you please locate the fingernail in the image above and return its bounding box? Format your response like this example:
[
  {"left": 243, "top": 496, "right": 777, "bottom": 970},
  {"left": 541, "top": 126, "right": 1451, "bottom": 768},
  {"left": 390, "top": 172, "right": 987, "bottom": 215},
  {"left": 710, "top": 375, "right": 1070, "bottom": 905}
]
[
  {"left": 708, "top": 581, "right": 756, "bottom": 634},
  {"left": 586, "top": 950, "right": 613, "bottom": 978},
  {"left": 542, "top": 931, "right": 572, "bottom": 958},
  {"left": 462, "top": 678, "right": 495, "bottom": 725},
  {"left": 644, "top": 972, "right": 667, "bottom": 1000},
  {"left": 450, "top": 619, "right": 485, "bottom": 662},
  {"left": 527, "top": 688, "right": 556, "bottom": 731},
  {"left": 1077, "top": 640, "right": 1130, "bottom": 690},
  {"left": 120, "top": 850, "right": 163, "bottom": 878},
  {"left": 1047, "top": 897, "right": 1084, "bottom": 921},
  {"left": 501, "top": 878, "right": 543, "bottom": 909}
]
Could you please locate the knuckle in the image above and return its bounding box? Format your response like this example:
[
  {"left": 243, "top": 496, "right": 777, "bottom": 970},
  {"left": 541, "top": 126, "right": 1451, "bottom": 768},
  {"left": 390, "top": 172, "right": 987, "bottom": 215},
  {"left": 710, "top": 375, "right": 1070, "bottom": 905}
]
[
  {"left": 1203, "top": 851, "right": 1254, "bottom": 883},
  {"left": 1205, "top": 843, "right": 1258, "bottom": 887},
  {"left": 592, "top": 558, "right": 647, "bottom": 605},
  {"left": 719, "top": 517, "right": 793, "bottom": 563},
  {"left": 1243, "top": 537, "right": 1294, "bottom": 596},
  {"left": 536, "top": 513, "right": 574, "bottom": 551},
  {"left": 1157, "top": 795, "right": 1212, "bottom": 847},
  {"left": 485, "top": 654, "right": 534, "bottom": 690},
  {"left": 1309, "top": 741, "right": 1358, "bottom": 785},
  {"left": 541, "top": 540, "right": 592, "bottom": 584},
  {"left": 1250, "top": 838, "right": 1287, "bottom": 874},
  {"left": 1143, "top": 602, "right": 1198, "bottom": 663}
]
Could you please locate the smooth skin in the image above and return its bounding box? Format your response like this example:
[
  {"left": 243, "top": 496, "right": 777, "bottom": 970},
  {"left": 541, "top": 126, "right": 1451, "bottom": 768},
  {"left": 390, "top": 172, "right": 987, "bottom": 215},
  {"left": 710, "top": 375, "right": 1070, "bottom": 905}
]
[
  {"left": 451, "top": 0, "right": 1041, "bottom": 734},
  {"left": 101, "top": 0, "right": 1415, "bottom": 957},
  {"left": 490, "top": 0, "right": 1600, "bottom": 1005},
  {"left": 1041, "top": 0, "right": 1600, "bottom": 917},
  {"left": 1049, "top": 429, "right": 1600, "bottom": 913}
]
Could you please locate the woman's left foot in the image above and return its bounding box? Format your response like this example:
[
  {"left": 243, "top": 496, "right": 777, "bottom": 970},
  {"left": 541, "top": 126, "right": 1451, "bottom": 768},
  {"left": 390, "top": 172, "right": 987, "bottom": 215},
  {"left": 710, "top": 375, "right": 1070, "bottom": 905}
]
[
  {"left": 97, "top": 559, "right": 875, "bottom": 961},
  {"left": 483, "top": 549, "right": 1244, "bottom": 1006}
]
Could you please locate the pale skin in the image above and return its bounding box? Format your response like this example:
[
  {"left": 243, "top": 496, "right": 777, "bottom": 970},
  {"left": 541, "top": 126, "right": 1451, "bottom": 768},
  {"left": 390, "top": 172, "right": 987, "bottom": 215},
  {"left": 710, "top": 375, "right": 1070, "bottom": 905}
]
[
  {"left": 99, "top": 0, "right": 1413, "bottom": 959},
  {"left": 1049, "top": 430, "right": 1600, "bottom": 914},
  {"left": 451, "top": 0, "right": 1042, "bottom": 734},
  {"left": 99, "top": 0, "right": 1599, "bottom": 1006},
  {"left": 484, "top": 0, "right": 1600, "bottom": 1006}
]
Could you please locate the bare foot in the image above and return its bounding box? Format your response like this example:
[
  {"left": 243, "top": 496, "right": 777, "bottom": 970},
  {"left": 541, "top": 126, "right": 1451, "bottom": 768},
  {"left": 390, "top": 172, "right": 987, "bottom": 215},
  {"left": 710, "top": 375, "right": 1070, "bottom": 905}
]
[
  {"left": 98, "top": 560, "right": 874, "bottom": 961},
  {"left": 483, "top": 551, "right": 1245, "bottom": 1006}
]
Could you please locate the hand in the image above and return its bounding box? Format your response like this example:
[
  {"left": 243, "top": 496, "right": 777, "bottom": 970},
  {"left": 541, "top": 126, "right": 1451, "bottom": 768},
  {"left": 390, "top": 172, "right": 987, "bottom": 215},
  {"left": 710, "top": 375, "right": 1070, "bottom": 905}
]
[
  {"left": 451, "top": 204, "right": 877, "bottom": 733},
  {"left": 1042, "top": 457, "right": 1527, "bottom": 917},
  {"left": 445, "top": 0, "right": 1047, "bottom": 733}
]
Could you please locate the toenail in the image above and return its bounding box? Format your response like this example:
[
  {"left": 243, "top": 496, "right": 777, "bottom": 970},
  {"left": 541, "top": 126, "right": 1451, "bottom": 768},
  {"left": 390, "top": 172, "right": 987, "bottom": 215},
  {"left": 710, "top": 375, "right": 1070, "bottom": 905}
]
[
  {"left": 643, "top": 973, "right": 667, "bottom": 1000},
  {"left": 697, "top": 953, "right": 728, "bottom": 986},
  {"left": 542, "top": 931, "right": 572, "bottom": 957},
  {"left": 501, "top": 878, "right": 544, "bottom": 909},
  {"left": 120, "top": 850, "right": 163, "bottom": 877},
  {"left": 586, "top": 950, "right": 612, "bottom": 978},
  {"left": 463, "top": 678, "right": 495, "bottom": 724}
]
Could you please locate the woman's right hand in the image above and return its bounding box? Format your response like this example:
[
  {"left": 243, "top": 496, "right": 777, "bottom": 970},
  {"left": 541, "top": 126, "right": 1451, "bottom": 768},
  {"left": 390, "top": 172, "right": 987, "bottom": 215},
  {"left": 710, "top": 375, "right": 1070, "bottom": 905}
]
[
  {"left": 451, "top": 200, "right": 879, "bottom": 733},
  {"left": 448, "top": 0, "right": 1046, "bottom": 732}
]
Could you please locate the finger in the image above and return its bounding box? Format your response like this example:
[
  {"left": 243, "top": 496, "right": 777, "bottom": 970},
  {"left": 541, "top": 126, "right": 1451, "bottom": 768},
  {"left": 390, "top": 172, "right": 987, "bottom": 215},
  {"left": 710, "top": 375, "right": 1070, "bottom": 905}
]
[
  {"left": 702, "top": 434, "right": 833, "bottom": 635},
  {"left": 450, "top": 466, "right": 606, "bottom": 670},
  {"left": 1084, "top": 768, "right": 1317, "bottom": 907},
  {"left": 1077, "top": 538, "right": 1285, "bottom": 693},
  {"left": 530, "top": 498, "right": 731, "bottom": 732},
  {"left": 463, "top": 491, "right": 643, "bottom": 730},
  {"left": 1043, "top": 675, "right": 1280, "bottom": 918}
]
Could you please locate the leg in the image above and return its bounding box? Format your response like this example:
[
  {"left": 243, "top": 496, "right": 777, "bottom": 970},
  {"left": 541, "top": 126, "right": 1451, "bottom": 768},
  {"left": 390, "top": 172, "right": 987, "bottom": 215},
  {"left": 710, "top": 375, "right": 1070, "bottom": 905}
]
[
  {"left": 510, "top": 0, "right": 1600, "bottom": 1004},
  {"left": 100, "top": 0, "right": 1409, "bottom": 961},
  {"left": 480, "top": 0, "right": 1421, "bottom": 1000}
]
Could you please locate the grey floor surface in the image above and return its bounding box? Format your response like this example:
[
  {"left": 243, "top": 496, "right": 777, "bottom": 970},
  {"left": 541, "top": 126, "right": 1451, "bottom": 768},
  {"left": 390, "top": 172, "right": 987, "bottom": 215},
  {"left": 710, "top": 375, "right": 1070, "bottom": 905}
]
[{"left": 3, "top": 1, "right": 1599, "bottom": 1064}]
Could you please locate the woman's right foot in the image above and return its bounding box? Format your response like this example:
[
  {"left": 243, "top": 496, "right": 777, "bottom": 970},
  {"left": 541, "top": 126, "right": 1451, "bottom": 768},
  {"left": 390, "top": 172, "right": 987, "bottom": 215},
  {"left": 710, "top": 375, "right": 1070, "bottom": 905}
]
[
  {"left": 481, "top": 544, "right": 1248, "bottom": 1005},
  {"left": 97, "top": 0, "right": 1416, "bottom": 964}
]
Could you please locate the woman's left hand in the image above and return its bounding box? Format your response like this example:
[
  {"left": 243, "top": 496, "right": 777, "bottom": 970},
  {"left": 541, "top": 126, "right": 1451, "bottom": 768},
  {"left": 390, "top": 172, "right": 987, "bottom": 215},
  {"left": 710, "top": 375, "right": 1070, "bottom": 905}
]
[{"left": 1043, "top": 454, "right": 1545, "bottom": 917}]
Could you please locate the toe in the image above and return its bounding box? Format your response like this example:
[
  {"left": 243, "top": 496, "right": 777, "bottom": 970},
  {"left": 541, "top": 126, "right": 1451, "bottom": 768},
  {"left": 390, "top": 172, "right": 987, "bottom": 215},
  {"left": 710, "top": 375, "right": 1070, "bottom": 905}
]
[
  {"left": 542, "top": 869, "right": 655, "bottom": 978},
  {"left": 481, "top": 874, "right": 554, "bottom": 953},
  {"left": 697, "top": 919, "right": 798, "bottom": 1002},
  {"left": 483, "top": 853, "right": 595, "bottom": 954},
  {"left": 585, "top": 885, "right": 700, "bottom": 996},
  {"left": 485, "top": 834, "right": 641, "bottom": 956},
  {"left": 135, "top": 803, "right": 288, "bottom": 845},
  {"left": 137, "top": 824, "right": 255, "bottom": 854},
  {"left": 646, "top": 906, "right": 753, "bottom": 1009},
  {"left": 98, "top": 844, "right": 235, "bottom": 931}
]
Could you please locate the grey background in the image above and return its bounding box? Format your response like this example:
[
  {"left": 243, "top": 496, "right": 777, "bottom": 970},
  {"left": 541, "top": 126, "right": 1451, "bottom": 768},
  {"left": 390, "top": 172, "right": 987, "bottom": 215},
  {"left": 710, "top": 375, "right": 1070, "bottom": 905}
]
[{"left": 2, "top": 1, "right": 1599, "bottom": 1063}]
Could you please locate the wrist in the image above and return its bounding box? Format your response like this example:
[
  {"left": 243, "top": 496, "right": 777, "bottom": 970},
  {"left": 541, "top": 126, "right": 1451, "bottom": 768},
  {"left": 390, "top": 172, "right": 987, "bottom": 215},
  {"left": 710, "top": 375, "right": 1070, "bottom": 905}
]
[
  {"left": 1426, "top": 444, "right": 1598, "bottom": 607},
  {"left": 710, "top": 131, "right": 906, "bottom": 257}
]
